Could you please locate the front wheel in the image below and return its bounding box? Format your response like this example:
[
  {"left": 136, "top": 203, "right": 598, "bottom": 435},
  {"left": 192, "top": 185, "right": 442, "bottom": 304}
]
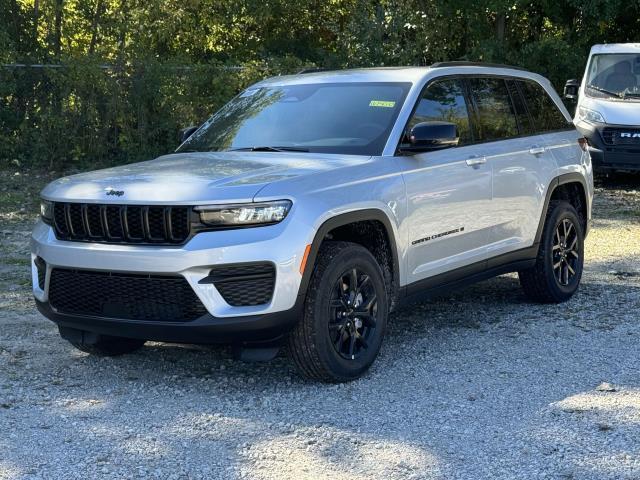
[
  {"left": 519, "top": 200, "right": 584, "bottom": 303},
  {"left": 288, "top": 241, "right": 389, "bottom": 382}
]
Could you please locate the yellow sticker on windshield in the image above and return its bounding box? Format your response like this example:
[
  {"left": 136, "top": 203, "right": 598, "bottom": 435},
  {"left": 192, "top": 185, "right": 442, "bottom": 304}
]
[{"left": 369, "top": 100, "right": 396, "bottom": 108}]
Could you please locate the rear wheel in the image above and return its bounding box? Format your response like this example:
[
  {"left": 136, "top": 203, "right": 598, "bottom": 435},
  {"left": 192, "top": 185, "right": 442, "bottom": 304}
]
[
  {"left": 288, "top": 241, "right": 388, "bottom": 382},
  {"left": 60, "top": 327, "right": 146, "bottom": 356},
  {"left": 519, "top": 200, "right": 584, "bottom": 303}
]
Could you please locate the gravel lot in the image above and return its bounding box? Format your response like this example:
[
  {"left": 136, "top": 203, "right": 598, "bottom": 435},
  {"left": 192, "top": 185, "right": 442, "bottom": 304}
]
[{"left": 1, "top": 171, "right": 639, "bottom": 480}]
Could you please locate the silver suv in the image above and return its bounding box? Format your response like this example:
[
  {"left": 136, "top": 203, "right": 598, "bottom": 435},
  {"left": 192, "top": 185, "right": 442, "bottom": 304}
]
[{"left": 32, "top": 62, "right": 594, "bottom": 382}]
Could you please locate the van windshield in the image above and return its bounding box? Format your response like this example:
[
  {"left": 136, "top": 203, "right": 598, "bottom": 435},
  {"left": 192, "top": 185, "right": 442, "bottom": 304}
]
[
  {"left": 585, "top": 53, "right": 640, "bottom": 100},
  {"left": 177, "top": 82, "right": 411, "bottom": 155}
]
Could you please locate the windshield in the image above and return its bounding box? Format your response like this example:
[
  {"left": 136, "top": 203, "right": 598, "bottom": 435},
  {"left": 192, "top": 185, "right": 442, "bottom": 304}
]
[
  {"left": 177, "top": 82, "right": 411, "bottom": 155},
  {"left": 585, "top": 53, "right": 640, "bottom": 100}
]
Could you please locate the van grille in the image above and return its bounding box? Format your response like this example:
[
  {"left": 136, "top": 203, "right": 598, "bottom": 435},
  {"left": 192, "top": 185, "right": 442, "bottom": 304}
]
[
  {"left": 48, "top": 268, "right": 208, "bottom": 322},
  {"left": 602, "top": 128, "right": 640, "bottom": 146},
  {"left": 52, "top": 203, "right": 191, "bottom": 244}
]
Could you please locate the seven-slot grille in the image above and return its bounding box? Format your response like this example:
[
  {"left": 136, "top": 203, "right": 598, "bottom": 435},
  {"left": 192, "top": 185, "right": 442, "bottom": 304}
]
[
  {"left": 602, "top": 128, "right": 640, "bottom": 146},
  {"left": 48, "top": 268, "right": 208, "bottom": 322},
  {"left": 52, "top": 203, "right": 191, "bottom": 244}
]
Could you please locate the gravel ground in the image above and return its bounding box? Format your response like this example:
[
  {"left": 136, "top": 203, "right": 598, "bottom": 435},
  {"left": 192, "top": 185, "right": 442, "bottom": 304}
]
[{"left": 1, "top": 171, "right": 639, "bottom": 480}]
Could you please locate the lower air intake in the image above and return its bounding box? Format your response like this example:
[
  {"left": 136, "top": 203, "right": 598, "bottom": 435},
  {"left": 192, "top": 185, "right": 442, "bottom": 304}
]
[
  {"left": 48, "top": 268, "right": 208, "bottom": 322},
  {"left": 202, "top": 263, "right": 276, "bottom": 307}
]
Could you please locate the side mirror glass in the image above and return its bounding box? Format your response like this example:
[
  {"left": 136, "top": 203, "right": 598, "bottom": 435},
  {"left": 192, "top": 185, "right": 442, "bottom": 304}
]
[
  {"left": 179, "top": 126, "right": 198, "bottom": 144},
  {"left": 401, "top": 121, "right": 459, "bottom": 153},
  {"left": 564, "top": 79, "right": 579, "bottom": 100}
]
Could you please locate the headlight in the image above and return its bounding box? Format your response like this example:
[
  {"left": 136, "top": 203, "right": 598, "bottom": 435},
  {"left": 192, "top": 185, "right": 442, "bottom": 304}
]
[
  {"left": 578, "top": 107, "right": 605, "bottom": 124},
  {"left": 40, "top": 200, "right": 53, "bottom": 224},
  {"left": 195, "top": 200, "right": 292, "bottom": 228}
]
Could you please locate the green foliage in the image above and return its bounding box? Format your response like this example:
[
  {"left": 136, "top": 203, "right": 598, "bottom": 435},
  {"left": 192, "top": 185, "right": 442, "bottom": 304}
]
[
  {"left": 0, "top": 59, "right": 304, "bottom": 169},
  {"left": 1, "top": 0, "right": 638, "bottom": 169}
]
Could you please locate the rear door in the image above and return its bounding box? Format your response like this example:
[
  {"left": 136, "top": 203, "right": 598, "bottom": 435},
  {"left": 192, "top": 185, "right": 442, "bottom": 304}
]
[
  {"left": 518, "top": 78, "right": 582, "bottom": 174},
  {"left": 467, "top": 77, "right": 558, "bottom": 259}
]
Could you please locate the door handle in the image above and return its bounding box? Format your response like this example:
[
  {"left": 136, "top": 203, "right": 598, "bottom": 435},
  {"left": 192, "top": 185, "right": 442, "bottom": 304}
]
[
  {"left": 529, "top": 145, "right": 546, "bottom": 155},
  {"left": 466, "top": 155, "right": 487, "bottom": 167}
]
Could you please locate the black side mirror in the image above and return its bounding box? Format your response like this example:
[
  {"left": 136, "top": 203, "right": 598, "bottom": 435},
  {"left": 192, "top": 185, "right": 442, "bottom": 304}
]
[
  {"left": 401, "top": 121, "right": 459, "bottom": 153},
  {"left": 564, "top": 79, "right": 579, "bottom": 100},
  {"left": 179, "top": 126, "right": 198, "bottom": 144}
]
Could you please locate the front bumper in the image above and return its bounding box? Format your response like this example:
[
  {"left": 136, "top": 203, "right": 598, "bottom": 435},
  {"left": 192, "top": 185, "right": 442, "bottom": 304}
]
[
  {"left": 31, "top": 219, "right": 310, "bottom": 343},
  {"left": 35, "top": 298, "right": 302, "bottom": 344},
  {"left": 576, "top": 121, "right": 640, "bottom": 171}
]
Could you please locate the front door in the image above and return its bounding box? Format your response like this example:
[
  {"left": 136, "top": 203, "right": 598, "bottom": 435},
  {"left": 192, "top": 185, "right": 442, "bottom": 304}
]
[{"left": 395, "top": 78, "right": 493, "bottom": 285}]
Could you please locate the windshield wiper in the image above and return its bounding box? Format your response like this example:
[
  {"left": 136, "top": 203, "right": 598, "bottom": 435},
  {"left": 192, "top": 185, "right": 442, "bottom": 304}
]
[
  {"left": 586, "top": 84, "right": 623, "bottom": 98},
  {"left": 228, "top": 146, "right": 309, "bottom": 152}
]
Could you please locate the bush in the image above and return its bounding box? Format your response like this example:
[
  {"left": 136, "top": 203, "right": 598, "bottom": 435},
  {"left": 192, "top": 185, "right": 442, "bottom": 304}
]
[{"left": 0, "top": 58, "right": 307, "bottom": 170}]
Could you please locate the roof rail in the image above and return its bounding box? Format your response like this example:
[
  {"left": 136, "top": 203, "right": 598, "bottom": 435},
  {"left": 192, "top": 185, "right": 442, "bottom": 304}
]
[
  {"left": 430, "top": 61, "right": 527, "bottom": 72},
  {"left": 297, "top": 68, "right": 336, "bottom": 74}
]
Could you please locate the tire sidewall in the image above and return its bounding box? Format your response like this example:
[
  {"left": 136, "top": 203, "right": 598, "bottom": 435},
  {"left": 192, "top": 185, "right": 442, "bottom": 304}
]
[
  {"left": 309, "top": 246, "right": 388, "bottom": 380},
  {"left": 542, "top": 204, "right": 584, "bottom": 298}
]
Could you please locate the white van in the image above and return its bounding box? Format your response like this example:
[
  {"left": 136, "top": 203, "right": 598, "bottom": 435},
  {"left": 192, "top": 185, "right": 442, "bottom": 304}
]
[{"left": 565, "top": 43, "right": 640, "bottom": 173}]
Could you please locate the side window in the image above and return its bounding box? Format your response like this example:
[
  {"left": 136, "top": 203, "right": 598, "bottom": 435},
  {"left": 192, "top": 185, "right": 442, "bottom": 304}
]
[
  {"left": 407, "top": 79, "right": 471, "bottom": 145},
  {"left": 518, "top": 80, "right": 570, "bottom": 132},
  {"left": 506, "top": 79, "right": 533, "bottom": 135},
  {"left": 468, "top": 77, "right": 519, "bottom": 141}
]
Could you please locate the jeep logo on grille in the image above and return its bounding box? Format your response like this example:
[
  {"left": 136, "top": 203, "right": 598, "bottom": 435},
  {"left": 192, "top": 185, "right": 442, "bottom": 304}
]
[
  {"left": 620, "top": 132, "right": 640, "bottom": 138},
  {"left": 105, "top": 187, "right": 124, "bottom": 196}
]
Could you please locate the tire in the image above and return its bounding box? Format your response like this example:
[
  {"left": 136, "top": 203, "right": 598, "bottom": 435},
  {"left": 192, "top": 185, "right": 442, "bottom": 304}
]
[
  {"left": 60, "top": 327, "right": 146, "bottom": 356},
  {"left": 518, "top": 200, "right": 584, "bottom": 303},
  {"left": 288, "top": 241, "right": 389, "bottom": 382}
]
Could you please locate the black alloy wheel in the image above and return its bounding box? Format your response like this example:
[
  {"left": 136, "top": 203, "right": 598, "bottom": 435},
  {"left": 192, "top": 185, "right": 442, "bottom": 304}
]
[
  {"left": 552, "top": 218, "right": 580, "bottom": 286},
  {"left": 328, "top": 268, "right": 378, "bottom": 360}
]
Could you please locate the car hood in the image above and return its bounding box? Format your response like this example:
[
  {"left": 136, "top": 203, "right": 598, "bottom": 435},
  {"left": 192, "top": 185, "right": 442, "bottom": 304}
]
[
  {"left": 581, "top": 97, "right": 640, "bottom": 126},
  {"left": 41, "top": 151, "right": 371, "bottom": 204}
]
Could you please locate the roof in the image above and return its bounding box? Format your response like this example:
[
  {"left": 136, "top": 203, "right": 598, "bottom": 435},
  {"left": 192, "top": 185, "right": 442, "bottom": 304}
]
[
  {"left": 253, "top": 63, "right": 545, "bottom": 88},
  {"left": 430, "top": 61, "right": 527, "bottom": 71},
  {"left": 254, "top": 67, "right": 430, "bottom": 86},
  {"left": 590, "top": 43, "right": 640, "bottom": 54}
]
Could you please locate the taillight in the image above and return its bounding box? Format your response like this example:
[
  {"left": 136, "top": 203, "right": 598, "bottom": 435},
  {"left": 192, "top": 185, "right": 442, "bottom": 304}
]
[{"left": 578, "top": 137, "right": 589, "bottom": 152}]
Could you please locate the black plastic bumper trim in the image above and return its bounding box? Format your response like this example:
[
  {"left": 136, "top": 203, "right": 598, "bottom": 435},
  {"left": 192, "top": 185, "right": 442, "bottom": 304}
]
[{"left": 36, "top": 297, "right": 303, "bottom": 345}]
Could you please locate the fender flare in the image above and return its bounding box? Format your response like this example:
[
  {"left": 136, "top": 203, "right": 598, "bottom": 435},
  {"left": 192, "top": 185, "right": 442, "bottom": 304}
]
[
  {"left": 297, "top": 209, "right": 401, "bottom": 301},
  {"left": 534, "top": 172, "right": 590, "bottom": 244}
]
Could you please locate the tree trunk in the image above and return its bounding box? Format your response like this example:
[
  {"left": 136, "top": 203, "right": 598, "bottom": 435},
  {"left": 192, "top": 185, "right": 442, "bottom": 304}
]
[
  {"left": 54, "top": 0, "right": 64, "bottom": 59},
  {"left": 117, "top": 0, "right": 129, "bottom": 60},
  {"left": 88, "top": 0, "right": 104, "bottom": 55},
  {"left": 495, "top": 12, "right": 506, "bottom": 44},
  {"left": 33, "top": 0, "right": 40, "bottom": 44}
]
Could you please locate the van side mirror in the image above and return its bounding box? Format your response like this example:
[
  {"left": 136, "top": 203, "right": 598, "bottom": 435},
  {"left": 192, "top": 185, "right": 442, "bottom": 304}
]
[
  {"left": 564, "top": 79, "right": 579, "bottom": 100},
  {"left": 179, "top": 126, "right": 198, "bottom": 144},
  {"left": 400, "top": 121, "right": 459, "bottom": 153}
]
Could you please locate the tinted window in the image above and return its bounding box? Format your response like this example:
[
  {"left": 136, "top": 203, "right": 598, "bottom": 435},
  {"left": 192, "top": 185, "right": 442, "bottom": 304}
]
[
  {"left": 406, "top": 79, "right": 471, "bottom": 145},
  {"left": 469, "top": 78, "right": 519, "bottom": 141},
  {"left": 506, "top": 80, "right": 532, "bottom": 134},
  {"left": 518, "top": 80, "right": 570, "bottom": 132}
]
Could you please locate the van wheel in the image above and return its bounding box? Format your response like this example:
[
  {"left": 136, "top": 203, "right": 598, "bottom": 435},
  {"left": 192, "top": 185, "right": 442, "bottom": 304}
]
[
  {"left": 288, "top": 241, "right": 388, "bottom": 382},
  {"left": 59, "top": 327, "right": 146, "bottom": 356},
  {"left": 519, "top": 200, "right": 584, "bottom": 303}
]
